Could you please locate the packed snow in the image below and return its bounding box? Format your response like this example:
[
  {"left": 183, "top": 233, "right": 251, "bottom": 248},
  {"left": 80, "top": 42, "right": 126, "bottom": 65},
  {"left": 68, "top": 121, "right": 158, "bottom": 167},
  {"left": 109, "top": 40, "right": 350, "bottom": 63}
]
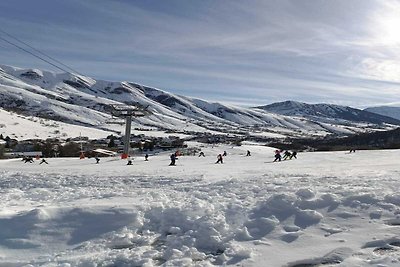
[
  {"left": 0, "top": 109, "right": 113, "bottom": 140},
  {"left": 1, "top": 144, "right": 400, "bottom": 266}
]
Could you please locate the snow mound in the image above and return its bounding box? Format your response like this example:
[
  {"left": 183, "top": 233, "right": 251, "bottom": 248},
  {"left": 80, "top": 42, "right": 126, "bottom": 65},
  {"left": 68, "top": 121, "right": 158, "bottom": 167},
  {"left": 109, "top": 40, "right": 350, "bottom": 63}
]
[{"left": 1, "top": 146, "right": 400, "bottom": 266}]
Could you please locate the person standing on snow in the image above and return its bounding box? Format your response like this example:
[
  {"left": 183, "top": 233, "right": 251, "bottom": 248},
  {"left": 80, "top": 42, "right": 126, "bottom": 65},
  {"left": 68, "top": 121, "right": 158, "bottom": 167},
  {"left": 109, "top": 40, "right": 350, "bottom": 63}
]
[
  {"left": 39, "top": 158, "right": 48, "bottom": 165},
  {"left": 215, "top": 154, "right": 223, "bottom": 164},
  {"left": 95, "top": 155, "right": 100, "bottom": 164},
  {"left": 145, "top": 154, "right": 149, "bottom": 161},
  {"left": 246, "top": 150, "right": 251, "bottom": 156},
  {"left": 283, "top": 150, "right": 291, "bottom": 160},
  {"left": 290, "top": 151, "right": 297, "bottom": 159},
  {"left": 222, "top": 151, "right": 227, "bottom": 157},
  {"left": 169, "top": 153, "right": 176, "bottom": 166},
  {"left": 24, "top": 156, "right": 34, "bottom": 163},
  {"left": 274, "top": 150, "right": 282, "bottom": 162},
  {"left": 198, "top": 151, "right": 205, "bottom": 157}
]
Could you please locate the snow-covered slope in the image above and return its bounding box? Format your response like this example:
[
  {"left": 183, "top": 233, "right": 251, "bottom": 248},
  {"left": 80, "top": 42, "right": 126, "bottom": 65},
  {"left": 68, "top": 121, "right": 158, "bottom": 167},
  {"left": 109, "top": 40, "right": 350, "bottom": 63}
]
[
  {"left": 364, "top": 106, "right": 400, "bottom": 121},
  {"left": 257, "top": 100, "right": 400, "bottom": 125},
  {"left": 1, "top": 144, "right": 400, "bottom": 266},
  {"left": 0, "top": 109, "right": 113, "bottom": 140},
  {"left": 1, "top": 64, "right": 398, "bottom": 140}
]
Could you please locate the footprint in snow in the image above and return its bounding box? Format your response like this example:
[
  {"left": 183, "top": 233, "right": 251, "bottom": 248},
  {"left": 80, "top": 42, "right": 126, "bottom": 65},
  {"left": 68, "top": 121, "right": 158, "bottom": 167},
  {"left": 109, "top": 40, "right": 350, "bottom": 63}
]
[
  {"left": 363, "top": 237, "right": 400, "bottom": 256},
  {"left": 385, "top": 217, "right": 400, "bottom": 226}
]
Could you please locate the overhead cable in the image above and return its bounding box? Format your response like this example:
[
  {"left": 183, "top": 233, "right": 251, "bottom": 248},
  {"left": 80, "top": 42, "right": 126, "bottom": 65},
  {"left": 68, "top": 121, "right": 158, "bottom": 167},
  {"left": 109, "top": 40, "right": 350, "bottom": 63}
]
[{"left": 0, "top": 28, "right": 81, "bottom": 75}]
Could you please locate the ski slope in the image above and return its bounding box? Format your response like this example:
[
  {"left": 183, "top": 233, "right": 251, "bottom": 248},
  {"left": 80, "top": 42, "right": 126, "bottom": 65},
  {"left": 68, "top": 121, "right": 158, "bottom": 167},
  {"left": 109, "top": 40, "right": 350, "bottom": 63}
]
[
  {"left": 0, "top": 108, "right": 113, "bottom": 140},
  {"left": 0, "top": 144, "right": 400, "bottom": 266}
]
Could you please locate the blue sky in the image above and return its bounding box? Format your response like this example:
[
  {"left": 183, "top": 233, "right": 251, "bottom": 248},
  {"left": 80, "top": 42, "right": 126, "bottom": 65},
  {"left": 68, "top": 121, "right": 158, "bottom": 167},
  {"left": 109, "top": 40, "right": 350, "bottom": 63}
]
[{"left": 1, "top": 0, "right": 400, "bottom": 107}]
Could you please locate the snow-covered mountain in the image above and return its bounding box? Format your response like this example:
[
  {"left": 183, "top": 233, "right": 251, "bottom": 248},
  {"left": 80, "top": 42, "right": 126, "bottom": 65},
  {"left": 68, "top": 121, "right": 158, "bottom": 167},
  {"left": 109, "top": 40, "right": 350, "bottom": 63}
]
[
  {"left": 364, "top": 106, "right": 400, "bottom": 121},
  {"left": 257, "top": 100, "right": 400, "bottom": 125},
  {"left": 1, "top": 64, "right": 399, "bottom": 140}
]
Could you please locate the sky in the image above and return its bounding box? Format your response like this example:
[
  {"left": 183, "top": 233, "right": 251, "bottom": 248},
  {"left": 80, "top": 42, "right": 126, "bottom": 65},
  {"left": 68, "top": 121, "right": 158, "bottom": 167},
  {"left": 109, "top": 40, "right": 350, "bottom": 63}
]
[{"left": 1, "top": 0, "right": 400, "bottom": 108}]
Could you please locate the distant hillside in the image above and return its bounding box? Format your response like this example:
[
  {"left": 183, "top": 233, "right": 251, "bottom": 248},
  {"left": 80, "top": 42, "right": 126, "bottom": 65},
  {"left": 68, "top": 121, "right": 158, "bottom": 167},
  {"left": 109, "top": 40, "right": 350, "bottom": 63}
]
[
  {"left": 256, "top": 100, "right": 400, "bottom": 125},
  {"left": 364, "top": 106, "right": 400, "bottom": 121}
]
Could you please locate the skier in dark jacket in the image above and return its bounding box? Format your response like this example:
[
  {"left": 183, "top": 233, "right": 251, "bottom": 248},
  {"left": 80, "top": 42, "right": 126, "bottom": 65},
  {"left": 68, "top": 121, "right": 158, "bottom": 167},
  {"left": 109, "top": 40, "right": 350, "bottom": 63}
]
[
  {"left": 24, "top": 156, "right": 34, "bottom": 163},
  {"left": 222, "top": 151, "right": 227, "bottom": 157},
  {"left": 274, "top": 150, "right": 282, "bottom": 162},
  {"left": 283, "top": 150, "right": 291, "bottom": 160},
  {"left": 215, "top": 154, "right": 223, "bottom": 164},
  {"left": 39, "top": 158, "right": 48, "bottom": 165},
  {"left": 169, "top": 153, "right": 176, "bottom": 166},
  {"left": 145, "top": 154, "right": 149, "bottom": 161},
  {"left": 198, "top": 151, "right": 205, "bottom": 157},
  {"left": 290, "top": 151, "right": 297, "bottom": 159},
  {"left": 127, "top": 159, "right": 133, "bottom": 165},
  {"left": 95, "top": 156, "right": 100, "bottom": 164},
  {"left": 246, "top": 150, "right": 251, "bottom": 156}
]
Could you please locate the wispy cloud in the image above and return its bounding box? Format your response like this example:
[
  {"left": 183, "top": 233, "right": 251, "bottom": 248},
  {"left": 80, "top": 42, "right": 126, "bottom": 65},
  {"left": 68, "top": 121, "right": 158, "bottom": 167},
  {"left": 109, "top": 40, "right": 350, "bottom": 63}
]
[{"left": 1, "top": 0, "right": 400, "bottom": 107}]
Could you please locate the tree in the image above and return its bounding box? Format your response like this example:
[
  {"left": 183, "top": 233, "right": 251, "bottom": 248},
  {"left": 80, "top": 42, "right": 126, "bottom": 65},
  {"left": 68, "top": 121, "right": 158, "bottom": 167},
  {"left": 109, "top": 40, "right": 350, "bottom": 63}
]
[
  {"left": 41, "top": 141, "right": 55, "bottom": 157},
  {"left": 60, "top": 142, "right": 80, "bottom": 157},
  {"left": 108, "top": 136, "right": 116, "bottom": 148},
  {"left": 0, "top": 145, "right": 4, "bottom": 159},
  {"left": 4, "top": 136, "right": 11, "bottom": 149}
]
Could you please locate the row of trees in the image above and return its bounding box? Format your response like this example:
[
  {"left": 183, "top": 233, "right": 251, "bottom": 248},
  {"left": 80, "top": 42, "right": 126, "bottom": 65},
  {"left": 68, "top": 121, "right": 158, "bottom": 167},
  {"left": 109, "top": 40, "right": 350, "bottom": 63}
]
[
  {"left": 32, "top": 141, "right": 81, "bottom": 157},
  {"left": 0, "top": 134, "right": 13, "bottom": 148}
]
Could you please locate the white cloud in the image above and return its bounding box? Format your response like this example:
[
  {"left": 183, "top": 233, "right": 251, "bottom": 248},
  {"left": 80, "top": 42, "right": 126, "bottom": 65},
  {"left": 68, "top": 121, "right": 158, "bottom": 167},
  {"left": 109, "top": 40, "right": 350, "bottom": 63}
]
[{"left": 1, "top": 0, "right": 400, "bottom": 107}]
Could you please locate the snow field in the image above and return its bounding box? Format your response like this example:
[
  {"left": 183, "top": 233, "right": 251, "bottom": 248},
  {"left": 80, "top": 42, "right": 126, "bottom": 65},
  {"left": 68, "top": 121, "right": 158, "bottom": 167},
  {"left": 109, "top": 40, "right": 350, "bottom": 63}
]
[{"left": 0, "top": 144, "right": 400, "bottom": 266}]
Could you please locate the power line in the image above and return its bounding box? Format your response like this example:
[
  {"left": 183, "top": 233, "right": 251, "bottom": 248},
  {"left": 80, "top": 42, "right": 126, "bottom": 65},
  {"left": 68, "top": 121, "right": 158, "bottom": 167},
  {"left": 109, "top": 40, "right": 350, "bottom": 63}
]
[
  {"left": 0, "top": 35, "right": 71, "bottom": 73},
  {"left": 0, "top": 28, "right": 82, "bottom": 75}
]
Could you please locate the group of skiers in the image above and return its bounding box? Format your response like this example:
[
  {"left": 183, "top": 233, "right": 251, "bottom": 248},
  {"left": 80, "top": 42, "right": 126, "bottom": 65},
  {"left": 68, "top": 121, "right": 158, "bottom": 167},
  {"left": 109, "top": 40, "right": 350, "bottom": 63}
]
[
  {"left": 170, "top": 148, "right": 298, "bottom": 166},
  {"left": 127, "top": 154, "right": 149, "bottom": 165},
  {"left": 22, "top": 156, "right": 34, "bottom": 163},
  {"left": 22, "top": 156, "right": 48, "bottom": 164},
  {"left": 21, "top": 148, "right": 298, "bottom": 166},
  {"left": 274, "top": 149, "right": 297, "bottom": 162}
]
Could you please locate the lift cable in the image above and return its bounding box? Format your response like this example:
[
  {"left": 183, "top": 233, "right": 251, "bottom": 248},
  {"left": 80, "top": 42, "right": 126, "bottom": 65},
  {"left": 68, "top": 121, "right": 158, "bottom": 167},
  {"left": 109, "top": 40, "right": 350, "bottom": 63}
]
[
  {"left": 0, "top": 28, "right": 82, "bottom": 75},
  {"left": 0, "top": 35, "right": 72, "bottom": 74}
]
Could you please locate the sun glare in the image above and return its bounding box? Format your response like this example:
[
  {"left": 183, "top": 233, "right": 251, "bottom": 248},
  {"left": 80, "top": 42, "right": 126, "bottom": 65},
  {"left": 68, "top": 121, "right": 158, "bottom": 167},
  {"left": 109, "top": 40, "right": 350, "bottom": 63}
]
[{"left": 378, "top": 16, "right": 400, "bottom": 45}]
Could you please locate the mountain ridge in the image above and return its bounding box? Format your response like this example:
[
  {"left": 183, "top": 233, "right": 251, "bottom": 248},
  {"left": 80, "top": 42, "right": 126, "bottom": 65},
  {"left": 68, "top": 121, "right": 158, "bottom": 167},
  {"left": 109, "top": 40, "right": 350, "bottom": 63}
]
[
  {"left": 364, "top": 106, "right": 400, "bottom": 121},
  {"left": 1, "top": 64, "right": 399, "bottom": 140},
  {"left": 256, "top": 100, "right": 400, "bottom": 125}
]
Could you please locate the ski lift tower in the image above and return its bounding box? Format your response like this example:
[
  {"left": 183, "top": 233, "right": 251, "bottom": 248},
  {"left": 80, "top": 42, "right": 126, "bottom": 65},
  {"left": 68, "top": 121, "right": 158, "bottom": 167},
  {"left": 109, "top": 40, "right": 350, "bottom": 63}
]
[{"left": 110, "top": 104, "right": 148, "bottom": 159}]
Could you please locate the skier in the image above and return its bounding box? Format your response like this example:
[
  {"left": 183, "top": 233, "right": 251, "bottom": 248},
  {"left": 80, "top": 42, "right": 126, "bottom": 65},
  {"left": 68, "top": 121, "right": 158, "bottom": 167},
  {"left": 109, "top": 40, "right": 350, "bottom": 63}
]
[
  {"left": 169, "top": 153, "right": 176, "bottom": 166},
  {"left": 24, "top": 156, "right": 34, "bottom": 163},
  {"left": 290, "top": 151, "right": 297, "bottom": 159},
  {"left": 246, "top": 150, "right": 251, "bottom": 156},
  {"left": 145, "top": 154, "right": 149, "bottom": 161},
  {"left": 223, "top": 151, "right": 227, "bottom": 157},
  {"left": 349, "top": 149, "right": 356, "bottom": 153},
  {"left": 39, "top": 158, "right": 48, "bottom": 165},
  {"left": 273, "top": 150, "right": 282, "bottom": 162},
  {"left": 198, "top": 151, "right": 205, "bottom": 157},
  {"left": 127, "top": 159, "right": 133, "bottom": 165},
  {"left": 95, "top": 156, "right": 100, "bottom": 164},
  {"left": 215, "top": 154, "right": 223, "bottom": 164},
  {"left": 283, "top": 150, "right": 291, "bottom": 160}
]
